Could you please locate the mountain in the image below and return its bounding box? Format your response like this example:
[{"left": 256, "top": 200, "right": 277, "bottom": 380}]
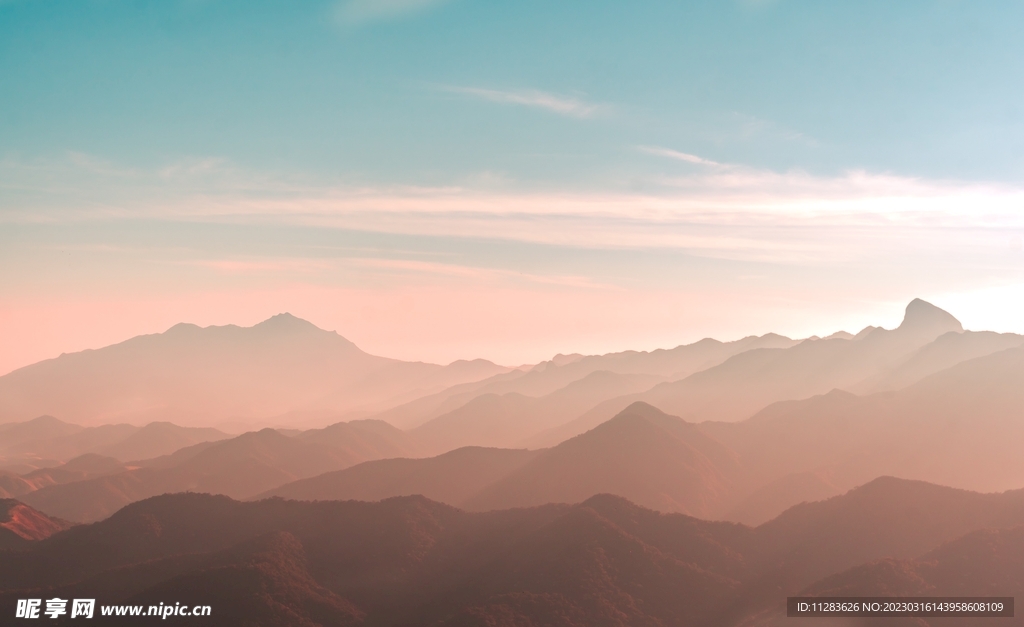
[
  {"left": 258, "top": 339, "right": 1024, "bottom": 525},
  {"left": 854, "top": 328, "right": 1024, "bottom": 393},
  {"left": 267, "top": 339, "right": 1024, "bottom": 524},
  {"left": 725, "top": 477, "right": 1024, "bottom": 626},
  {"left": 0, "top": 314, "right": 508, "bottom": 427},
  {"left": 544, "top": 300, "right": 966, "bottom": 442},
  {"left": 4, "top": 478, "right": 1024, "bottom": 626},
  {"left": 463, "top": 402, "right": 742, "bottom": 518},
  {"left": 0, "top": 492, "right": 750, "bottom": 626},
  {"left": 745, "top": 504, "right": 1024, "bottom": 626},
  {"left": 0, "top": 415, "right": 82, "bottom": 447},
  {"left": 258, "top": 446, "right": 540, "bottom": 505},
  {"left": 129, "top": 531, "right": 365, "bottom": 627},
  {"left": 697, "top": 342, "right": 1024, "bottom": 524},
  {"left": 97, "top": 422, "right": 231, "bottom": 461},
  {"left": 0, "top": 499, "right": 73, "bottom": 550},
  {"left": 1, "top": 454, "right": 127, "bottom": 500},
  {"left": 0, "top": 415, "right": 230, "bottom": 473},
  {"left": 374, "top": 332, "right": 798, "bottom": 430},
  {"left": 751, "top": 477, "right": 1024, "bottom": 588},
  {"left": 409, "top": 371, "right": 663, "bottom": 454},
  {"left": 808, "top": 526, "right": 1024, "bottom": 597},
  {"left": 21, "top": 420, "right": 418, "bottom": 522}
]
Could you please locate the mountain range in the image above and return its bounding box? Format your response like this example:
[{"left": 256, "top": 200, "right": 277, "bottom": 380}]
[
  {"left": 2, "top": 299, "right": 1024, "bottom": 625},
  {"left": 2, "top": 477, "right": 1022, "bottom": 626},
  {"left": 0, "top": 314, "right": 509, "bottom": 429}
]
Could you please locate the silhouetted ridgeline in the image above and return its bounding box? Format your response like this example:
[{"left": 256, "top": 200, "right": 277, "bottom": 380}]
[{"left": 2, "top": 478, "right": 1023, "bottom": 626}]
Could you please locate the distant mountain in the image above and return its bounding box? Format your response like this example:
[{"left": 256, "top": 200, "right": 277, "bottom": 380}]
[
  {"left": 2, "top": 454, "right": 128, "bottom": 499},
  {"left": 464, "top": 402, "right": 741, "bottom": 518},
  {"left": 4, "top": 478, "right": 1024, "bottom": 626},
  {"left": 409, "top": 371, "right": 663, "bottom": 454},
  {"left": 853, "top": 328, "right": 1024, "bottom": 393},
  {"left": 697, "top": 343, "right": 1024, "bottom": 523},
  {"left": 97, "top": 422, "right": 230, "bottom": 461},
  {"left": 21, "top": 420, "right": 418, "bottom": 522},
  {"left": 0, "top": 415, "right": 82, "bottom": 447},
  {"left": 0, "top": 415, "right": 229, "bottom": 473},
  {"left": 374, "top": 332, "right": 798, "bottom": 430},
  {"left": 0, "top": 499, "right": 73, "bottom": 550},
  {"left": 261, "top": 402, "right": 745, "bottom": 516},
  {"left": 258, "top": 446, "right": 540, "bottom": 504},
  {"left": 0, "top": 314, "right": 508, "bottom": 427},
  {"left": 539, "top": 299, "right": 973, "bottom": 445},
  {"left": 8, "top": 299, "right": 1024, "bottom": 529},
  {"left": 259, "top": 340, "right": 1024, "bottom": 524}
]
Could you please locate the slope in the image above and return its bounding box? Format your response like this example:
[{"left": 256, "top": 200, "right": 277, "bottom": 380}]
[
  {"left": 0, "top": 313, "right": 507, "bottom": 427},
  {"left": 375, "top": 332, "right": 797, "bottom": 430},
  {"left": 464, "top": 402, "right": 742, "bottom": 518},
  {"left": 258, "top": 446, "right": 540, "bottom": 505},
  {"left": 21, "top": 420, "right": 418, "bottom": 522}
]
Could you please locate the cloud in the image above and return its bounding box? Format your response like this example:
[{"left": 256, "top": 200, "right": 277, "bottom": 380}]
[
  {"left": 638, "top": 146, "right": 726, "bottom": 167},
  {"left": 5, "top": 151, "right": 1024, "bottom": 269},
  {"left": 335, "top": 0, "right": 452, "bottom": 25},
  {"left": 443, "top": 86, "right": 605, "bottom": 119}
]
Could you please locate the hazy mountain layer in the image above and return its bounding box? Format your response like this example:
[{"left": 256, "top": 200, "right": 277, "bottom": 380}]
[
  {"left": 0, "top": 415, "right": 230, "bottom": 472},
  {"left": 0, "top": 314, "right": 508, "bottom": 427},
  {"left": 534, "top": 299, "right": 972, "bottom": 445},
  {"left": 259, "top": 446, "right": 539, "bottom": 505},
  {"left": 373, "top": 332, "right": 798, "bottom": 430},
  {"left": 20, "top": 420, "right": 417, "bottom": 522},
  {"left": 409, "top": 371, "right": 664, "bottom": 455},
  {"left": 3, "top": 478, "right": 1024, "bottom": 626},
  {"left": 263, "top": 339, "right": 1024, "bottom": 523}
]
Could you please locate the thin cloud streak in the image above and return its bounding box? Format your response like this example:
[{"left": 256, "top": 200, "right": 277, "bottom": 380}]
[
  {"left": 442, "top": 86, "right": 605, "bottom": 118},
  {"left": 639, "top": 146, "right": 726, "bottom": 167},
  {"left": 4, "top": 153, "right": 1024, "bottom": 265}
]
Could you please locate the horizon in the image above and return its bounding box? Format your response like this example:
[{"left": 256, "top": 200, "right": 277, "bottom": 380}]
[
  {"left": 0, "top": 296, "right": 975, "bottom": 376},
  {"left": 3, "top": 5, "right": 1024, "bottom": 623},
  {"left": 3, "top": 1, "right": 1024, "bottom": 375}
]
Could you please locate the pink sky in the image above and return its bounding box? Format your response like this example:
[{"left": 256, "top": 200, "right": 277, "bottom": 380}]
[{"left": 2, "top": 155, "right": 1023, "bottom": 375}]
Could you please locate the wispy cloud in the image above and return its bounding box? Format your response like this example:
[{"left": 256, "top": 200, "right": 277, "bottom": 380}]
[
  {"left": 638, "top": 146, "right": 726, "bottom": 167},
  {"left": 443, "top": 86, "right": 605, "bottom": 119},
  {"left": 5, "top": 152, "right": 1024, "bottom": 267},
  {"left": 335, "top": 0, "right": 452, "bottom": 25}
]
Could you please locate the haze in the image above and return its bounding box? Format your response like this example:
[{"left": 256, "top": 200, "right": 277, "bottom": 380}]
[{"left": 4, "top": 2, "right": 1024, "bottom": 625}]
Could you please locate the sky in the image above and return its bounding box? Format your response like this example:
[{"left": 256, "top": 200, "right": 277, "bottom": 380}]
[{"left": 2, "top": 0, "right": 1024, "bottom": 373}]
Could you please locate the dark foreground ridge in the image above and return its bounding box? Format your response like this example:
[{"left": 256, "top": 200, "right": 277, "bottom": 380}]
[{"left": 2, "top": 477, "right": 1024, "bottom": 626}]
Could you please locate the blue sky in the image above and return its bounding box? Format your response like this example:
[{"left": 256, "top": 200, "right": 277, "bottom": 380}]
[
  {"left": 4, "top": 0, "right": 1024, "bottom": 185},
  {"left": 2, "top": 0, "right": 1024, "bottom": 371}
]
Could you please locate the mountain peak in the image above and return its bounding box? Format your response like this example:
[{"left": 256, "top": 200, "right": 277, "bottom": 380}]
[
  {"left": 898, "top": 299, "right": 962, "bottom": 335},
  {"left": 252, "top": 313, "right": 326, "bottom": 335}
]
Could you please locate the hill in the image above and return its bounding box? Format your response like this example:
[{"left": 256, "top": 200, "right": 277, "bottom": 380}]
[
  {"left": 408, "top": 371, "right": 663, "bottom": 454},
  {"left": 4, "top": 478, "right": 1024, "bottom": 625},
  {"left": 374, "top": 332, "right": 798, "bottom": 430},
  {"left": 259, "top": 446, "right": 539, "bottom": 505},
  {"left": 697, "top": 343, "right": 1024, "bottom": 523},
  {"left": 21, "top": 420, "right": 418, "bottom": 522},
  {"left": 464, "top": 402, "right": 741, "bottom": 518},
  {"left": 0, "top": 314, "right": 507, "bottom": 428},
  {"left": 0, "top": 415, "right": 229, "bottom": 471},
  {"left": 537, "top": 299, "right": 969, "bottom": 444},
  {"left": 0, "top": 499, "right": 73, "bottom": 550}
]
